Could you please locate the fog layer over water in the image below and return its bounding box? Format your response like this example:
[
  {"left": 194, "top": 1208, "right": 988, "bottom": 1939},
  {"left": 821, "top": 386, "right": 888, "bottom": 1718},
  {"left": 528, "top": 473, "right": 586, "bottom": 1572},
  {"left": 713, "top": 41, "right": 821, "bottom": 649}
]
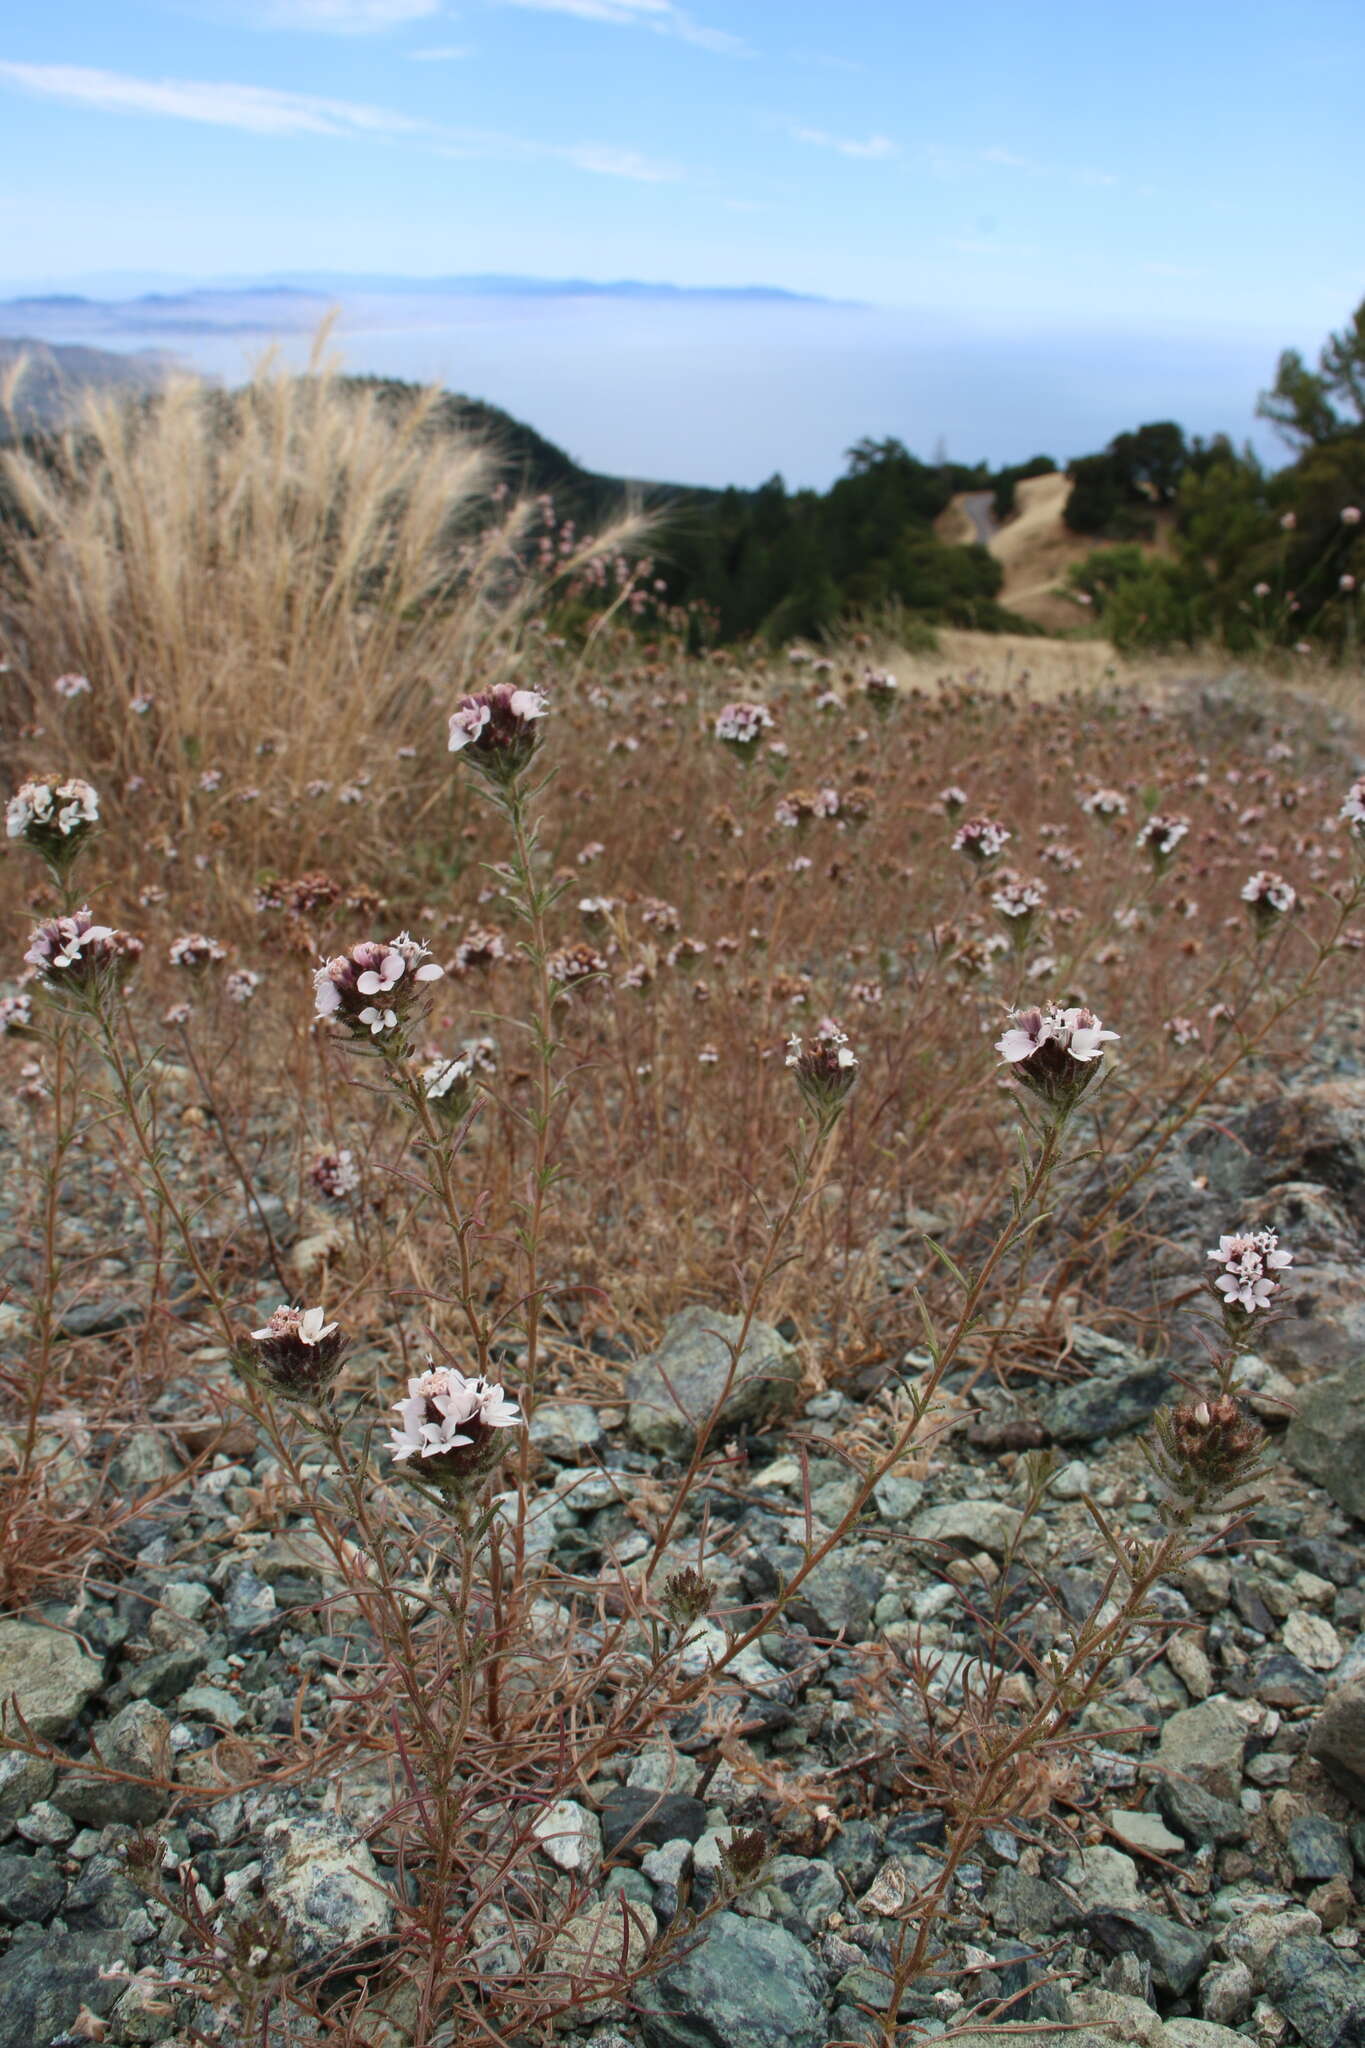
[{"left": 0, "top": 286, "right": 1285, "bottom": 488}]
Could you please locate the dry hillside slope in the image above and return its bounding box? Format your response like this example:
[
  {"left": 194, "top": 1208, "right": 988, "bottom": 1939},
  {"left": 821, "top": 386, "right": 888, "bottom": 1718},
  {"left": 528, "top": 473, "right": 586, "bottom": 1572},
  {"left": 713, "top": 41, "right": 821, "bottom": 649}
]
[{"left": 938, "top": 471, "right": 1172, "bottom": 632}]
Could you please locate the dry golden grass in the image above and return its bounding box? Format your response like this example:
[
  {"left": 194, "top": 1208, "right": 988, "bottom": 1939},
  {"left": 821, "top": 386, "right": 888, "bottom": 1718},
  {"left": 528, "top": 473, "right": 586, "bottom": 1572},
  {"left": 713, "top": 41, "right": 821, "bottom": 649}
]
[{"left": 937, "top": 472, "right": 1179, "bottom": 632}]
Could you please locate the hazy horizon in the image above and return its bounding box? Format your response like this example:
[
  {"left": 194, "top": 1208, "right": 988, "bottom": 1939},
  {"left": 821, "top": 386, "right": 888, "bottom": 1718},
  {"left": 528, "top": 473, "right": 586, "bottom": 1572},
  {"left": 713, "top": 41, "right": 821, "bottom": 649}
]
[{"left": 0, "top": 274, "right": 1295, "bottom": 491}]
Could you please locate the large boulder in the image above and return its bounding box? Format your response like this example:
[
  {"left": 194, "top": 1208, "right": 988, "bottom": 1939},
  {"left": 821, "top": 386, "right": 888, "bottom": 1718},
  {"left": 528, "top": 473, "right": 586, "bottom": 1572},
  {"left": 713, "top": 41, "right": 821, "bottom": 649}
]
[{"left": 626, "top": 1307, "right": 800, "bottom": 1458}]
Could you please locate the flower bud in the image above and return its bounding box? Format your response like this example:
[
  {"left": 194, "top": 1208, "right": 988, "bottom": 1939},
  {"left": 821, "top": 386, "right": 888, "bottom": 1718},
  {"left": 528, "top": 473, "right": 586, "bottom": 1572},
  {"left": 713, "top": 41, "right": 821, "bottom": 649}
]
[{"left": 785, "top": 1021, "right": 858, "bottom": 1124}]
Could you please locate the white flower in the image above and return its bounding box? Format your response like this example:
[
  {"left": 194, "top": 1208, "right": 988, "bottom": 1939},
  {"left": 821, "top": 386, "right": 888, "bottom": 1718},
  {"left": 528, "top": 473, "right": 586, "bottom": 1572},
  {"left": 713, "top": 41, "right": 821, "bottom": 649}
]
[
  {"left": 1080, "top": 787, "right": 1128, "bottom": 819},
  {"left": 225, "top": 969, "right": 261, "bottom": 1004},
  {"left": 991, "top": 879, "right": 1046, "bottom": 919},
  {"left": 7, "top": 777, "right": 100, "bottom": 844},
  {"left": 996, "top": 1003, "right": 1118, "bottom": 1067},
  {"left": 1241, "top": 871, "right": 1297, "bottom": 916},
  {"left": 952, "top": 817, "right": 1011, "bottom": 861},
  {"left": 1339, "top": 778, "right": 1365, "bottom": 831},
  {"left": 53, "top": 673, "right": 92, "bottom": 699},
  {"left": 1207, "top": 1230, "right": 1293, "bottom": 1314},
  {"left": 389, "top": 1365, "right": 521, "bottom": 1464},
  {"left": 714, "top": 701, "right": 774, "bottom": 747}
]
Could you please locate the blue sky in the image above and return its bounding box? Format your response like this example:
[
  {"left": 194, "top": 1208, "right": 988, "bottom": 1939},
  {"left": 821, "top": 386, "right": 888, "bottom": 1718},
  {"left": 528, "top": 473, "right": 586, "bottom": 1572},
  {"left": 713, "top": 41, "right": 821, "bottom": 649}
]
[
  {"left": 2, "top": 2, "right": 1362, "bottom": 485},
  {"left": 2, "top": 0, "right": 1361, "bottom": 331}
]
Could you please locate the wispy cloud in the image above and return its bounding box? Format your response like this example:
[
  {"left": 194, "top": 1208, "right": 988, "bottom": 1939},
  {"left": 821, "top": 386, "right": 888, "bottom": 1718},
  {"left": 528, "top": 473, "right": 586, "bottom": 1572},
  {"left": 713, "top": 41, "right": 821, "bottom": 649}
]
[
  {"left": 0, "top": 60, "right": 680, "bottom": 178},
  {"left": 491, "top": 0, "right": 745, "bottom": 55},
  {"left": 791, "top": 126, "right": 898, "bottom": 161},
  {"left": 980, "top": 145, "right": 1043, "bottom": 173},
  {"left": 0, "top": 61, "right": 425, "bottom": 136},
  {"left": 406, "top": 42, "right": 471, "bottom": 58},
  {"left": 212, "top": 0, "right": 441, "bottom": 29},
  {"left": 561, "top": 141, "right": 680, "bottom": 180}
]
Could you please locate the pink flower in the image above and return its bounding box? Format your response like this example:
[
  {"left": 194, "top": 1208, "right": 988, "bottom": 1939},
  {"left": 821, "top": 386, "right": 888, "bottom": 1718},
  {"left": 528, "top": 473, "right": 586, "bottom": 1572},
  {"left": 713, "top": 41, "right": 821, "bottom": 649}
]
[
  {"left": 447, "top": 684, "right": 548, "bottom": 781},
  {"left": 952, "top": 816, "right": 1011, "bottom": 863},
  {"left": 996, "top": 1002, "right": 1118, "bottom": 1113},
  {"left": 714, "top": 701, "right": 775, "bottom": 756},
  {"left": 1342, "top": 506, "right": 1362, "bottom": 526},
  {"left": 388, "top": 1364, "right": 521, "bottom": 1491},
  {"left": 313, "top": 934, "right": 443, "bottom": 1039},
  {"left": 1207, "top": 1230, "right": 1292, "bottom": 1315}
]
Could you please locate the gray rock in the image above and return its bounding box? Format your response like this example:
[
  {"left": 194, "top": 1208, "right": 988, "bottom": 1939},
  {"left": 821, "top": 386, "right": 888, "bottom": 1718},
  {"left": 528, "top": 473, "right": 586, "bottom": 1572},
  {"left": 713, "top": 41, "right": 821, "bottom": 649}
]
[
  {"left": 0, "top": 1619, "right": 103, "bottom": 1737},
  {"left": 1156, "top": 1696, "right": 1251, "bottom": 1802},
  {"left": 64, "top": 1850, "right": 149, "bottom": 1930},
  {"left": 533, "top": 1798, "right": 602, "bottom": 1876},
  {"left": 638, "top": 1910, "right": 825, "bottom": 2048},
  {"left": 909, "top": 1498, "right": 1025, "bottom": 1558},
  {"left": 600, "top": 1788, "right": 708, "bottom": 1860},
  {"left": 0, "top": 1751, "right": 55, "bottom": 1833},
  {"left": 14, "top": 1799, "right": 74, "bottom": 1846},
  {"left": 1262, "top": 1934, "right": 1365, "bottom": 2048},
  {"left": 1308, "top": 1681, "right": 1365, "bottom": 1808},
  {"left": 1060, "top": 1844, "right": 1143, "bottom": 1912},
  {"left": 54, "top": 1698, "right": 172, "bottom": 1827},
  {"left": 58, "top": 1296, "right": 142, "bottom": 1337},
  {"left": 546, "top": 1896, "right": 658, "bottom": 2023},
  {"left": 0, "top": 1928, "right": 133, "bottom": 2048},
  {"left": 625, "top": 1306, "right": 800, "bottom": 1457},
  {"left": 1084, "top": 1909, "right": 1213, "bottom": 1996},
  {"left": 224, "top": 1564, "right": 279, "bottom": 1633},
  {"left": 1287, "top": 1813, "right": 1355, "bottom": 1884},
  {"left": 0, "top": 1849, "right": 65, "bottom": 1924},
  {"left": 108, "top": 1429, "right": 182, "bottom": 1491},
  {"left": 985, "top": 1866, "right": 1074, "bottom": 1935},
  {"left": 1043, "top": 1365, "right": 1173, "bottom": 1444},
  {"left": 751, "top": 1544, "right": 885, "bottom": 1641},
  {"left": 1106, "top": 1809, "right": 1185, "bottom": 1858},
  {"left": 1286, "top": 1375, "right": 1365, "bottom": 1520},
  {"left": 531, "top": 1401, "right": 607, "bottom": 1462},
  {"left": 260, "top": 1810, "right": 394, "bottom": 1966},
  {"left": 1156, "top": 1776, "right": 1248, "bottom": 1847},
  {"left": 1200, "top": 1958, "right": 1254, "bottom": 2027}
]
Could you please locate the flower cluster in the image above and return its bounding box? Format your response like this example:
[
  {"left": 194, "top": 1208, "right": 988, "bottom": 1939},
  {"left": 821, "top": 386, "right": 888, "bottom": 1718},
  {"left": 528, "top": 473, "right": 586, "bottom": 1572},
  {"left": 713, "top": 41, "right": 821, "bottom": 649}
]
[
  {"left": 450, "top": 925, "right": 507, "bottom": 974},
  {"left": 991, "top": 876, "right": 1046, "bottom": 923},
  {"left": 447, "top": 684, "right": 548, "bottom": 783},
  {"left": 862, "top": 667, "right": 898, "bottom": 713},
  {"left": 714, "top": 701, "right": 774, "bottom": 758},
  {"left": 6, "top": 778, "right": 100, "bottom": 865},
  {"left": 952, "top": 816, "right": 1011, "bottom": 863},
  {"left": 25, "top": 910, "right": 143, "bottom": 992},
  {"left": 1137, "top": 813, "right": 1189, "bottom": 870},
  {"left": 938, "top": 785, "right": 969, "bottom": 818},
  {"left": 53, "top": 672, "right": 92, "bottom": 700},
  {"left": 169, "top": 933, "right": 227, "bottom": 971},
  {"left": 244, "top": 1304, "right": 346, "bottom": 1400},
  {"left": 1164, "top": 1394, "right": 1265, "bottom": 1492},
  {"left": 313, "top": 934, "right": 443, "bottom": 1040},
  {"left": 225, "top": 969, "right": 261, "bottom": 1004},
  {"left": 1240, "top": 870, "right": 1297, "bottom": 934},
  {"left": 774, "top": 786, "right": 839, "bottom": 830},
  {"left": 0, "top": 993, "right": 34, "bottom": 1036},
  {"left": 785, "top": 1020, "right": 858, "bottom": 1124},
  {"left": 1340, "top": 777, "right": 1365, "bottom": 841},
  {"left": 996, "top": 1002, "right": 1118, "bottom": 1114},
  {"left": 1080, "top": 787, "right": 1128, "bottom": 822},
  {"left": 420, "top": 1039, "right": 495, "bottom": 1117},
  {"left": 546, "top": 942, "right": 608, "bottom": 994},
  {"left": 388, "top": 1365, "right": 522, "bottom": 1493},
  {"left": 1207, "top": 1229, "right": 1293, "bottom": 1318},
  {"left": 310, "top": 1149, "right": 361, "bottom": 1201}
]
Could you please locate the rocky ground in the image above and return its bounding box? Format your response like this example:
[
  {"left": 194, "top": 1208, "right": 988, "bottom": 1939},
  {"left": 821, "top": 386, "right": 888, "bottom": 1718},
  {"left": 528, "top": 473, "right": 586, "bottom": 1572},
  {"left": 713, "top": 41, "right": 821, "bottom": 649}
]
[{"left": 1, "top": 1062, "right": 1364, "bottom": 2047}]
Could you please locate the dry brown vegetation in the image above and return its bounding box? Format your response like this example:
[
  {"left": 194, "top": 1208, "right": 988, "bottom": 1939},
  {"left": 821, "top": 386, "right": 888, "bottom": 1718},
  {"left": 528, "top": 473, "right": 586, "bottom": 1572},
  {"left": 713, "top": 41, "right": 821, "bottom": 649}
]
[{"left": 0, "top": 365, "right": 1362, "bottom": 2045}]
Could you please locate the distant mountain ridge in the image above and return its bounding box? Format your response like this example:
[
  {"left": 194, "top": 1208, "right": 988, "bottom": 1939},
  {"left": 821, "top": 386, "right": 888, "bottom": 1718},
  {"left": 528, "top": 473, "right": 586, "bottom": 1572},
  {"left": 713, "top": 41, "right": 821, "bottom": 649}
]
[{"left": 0, "top": 336, "right": 177, "bottom": 436}]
